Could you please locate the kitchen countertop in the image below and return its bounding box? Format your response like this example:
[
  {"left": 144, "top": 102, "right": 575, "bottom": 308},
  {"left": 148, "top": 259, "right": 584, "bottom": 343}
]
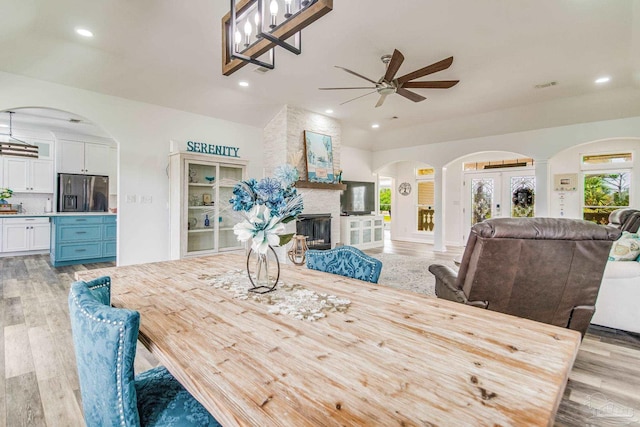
[{"left": 0, "top": 212, "right": 117, "bottom": 218}]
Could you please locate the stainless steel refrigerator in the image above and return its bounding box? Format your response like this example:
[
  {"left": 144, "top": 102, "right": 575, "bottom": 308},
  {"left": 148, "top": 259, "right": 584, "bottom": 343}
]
[{"left": 57, "top": 173, "right": 109, "bottom": 212}]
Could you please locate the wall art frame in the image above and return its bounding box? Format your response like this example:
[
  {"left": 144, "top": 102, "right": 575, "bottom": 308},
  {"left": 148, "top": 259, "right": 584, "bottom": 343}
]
[{"left": 303, "top": 130, "right": 334, "bottom": 183}]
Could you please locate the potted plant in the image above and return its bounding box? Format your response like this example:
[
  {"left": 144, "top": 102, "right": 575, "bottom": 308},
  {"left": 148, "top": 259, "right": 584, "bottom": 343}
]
[{"left": 0, "top": 187, "right": 13, "bottom": 209}]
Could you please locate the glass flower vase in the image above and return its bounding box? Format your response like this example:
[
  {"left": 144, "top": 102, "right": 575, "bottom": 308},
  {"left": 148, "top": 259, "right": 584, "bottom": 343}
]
[{"left": 246, "top": 246, "right": 280, "bottom": 293}]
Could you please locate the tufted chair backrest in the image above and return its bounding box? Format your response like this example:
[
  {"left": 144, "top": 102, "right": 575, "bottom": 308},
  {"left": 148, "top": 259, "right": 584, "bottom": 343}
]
[
  {"left": 69, "top": 277, "right": 142, "bottom": 427},
  {"left": 306, "top": 245, "right": 383, "bottom": 283}
]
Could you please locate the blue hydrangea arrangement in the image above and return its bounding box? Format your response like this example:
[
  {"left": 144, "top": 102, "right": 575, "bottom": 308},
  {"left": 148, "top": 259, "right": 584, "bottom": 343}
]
[{"left": 230, "top": 164, "right": 303, "bottom": 254}]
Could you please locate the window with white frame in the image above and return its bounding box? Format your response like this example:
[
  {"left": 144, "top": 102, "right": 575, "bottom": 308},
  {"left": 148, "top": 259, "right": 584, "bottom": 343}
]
[{"left": 582, "top": 152, "right": 632, "bottom": 224}]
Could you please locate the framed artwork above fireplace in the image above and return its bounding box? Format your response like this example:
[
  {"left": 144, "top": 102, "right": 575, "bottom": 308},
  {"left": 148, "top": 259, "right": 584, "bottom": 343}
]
[{"left": 304, "top": 130, "right": 334, "bottom": 183}]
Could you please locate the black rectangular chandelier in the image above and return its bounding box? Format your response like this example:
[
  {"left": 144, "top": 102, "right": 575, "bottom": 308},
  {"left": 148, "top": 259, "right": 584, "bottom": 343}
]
[{"left": 222, "top": 0, "right": 333, "bottom": 75}]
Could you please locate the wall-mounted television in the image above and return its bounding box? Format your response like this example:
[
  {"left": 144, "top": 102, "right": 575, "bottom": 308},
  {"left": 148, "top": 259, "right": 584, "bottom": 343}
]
[{"left": 340, "top": 180, "right": 376, "bottom": 215}]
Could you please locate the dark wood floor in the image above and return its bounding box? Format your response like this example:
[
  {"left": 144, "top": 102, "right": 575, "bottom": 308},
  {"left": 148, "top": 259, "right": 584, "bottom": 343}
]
[{"left": 2, "top": 243, "right": 639, "bottom": 426}]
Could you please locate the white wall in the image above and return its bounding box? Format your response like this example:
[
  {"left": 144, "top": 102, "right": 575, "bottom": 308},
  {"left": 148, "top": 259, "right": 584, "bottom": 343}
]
[
  {"left": 444, "top": 151, "right": 529, "bottom": 246},
  {"left": 372, "top": 116, "right": 640, "bottom": 171},
  {"left": 0, "top": 71, "right": 263, "bottom": 265},
  {"left": 361, "top": 116, "right": 640, "bottom": 248},
  {"left": 341, "top": 146, "right": 374, "bottom": 182},
  {"left": 388, "top": 161, "right": 436, "bottom": 243},
  {"left": 548, "top": 138, "right": 640, "bottom": 218}
]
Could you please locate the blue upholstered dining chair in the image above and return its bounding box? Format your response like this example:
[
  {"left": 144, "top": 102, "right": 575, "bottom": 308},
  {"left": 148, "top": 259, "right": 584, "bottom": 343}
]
[
  {"left": 68, "top": 276, "right": 221, "bottom": 427},
  {"left": 306, "top": 245, "right": 383, "bottom": 283}
]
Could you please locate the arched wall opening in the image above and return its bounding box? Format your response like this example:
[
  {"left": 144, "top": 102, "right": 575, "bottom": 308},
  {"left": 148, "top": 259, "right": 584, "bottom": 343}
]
[
  {"left": 376, "top": 159, "right": 437, "bottom": 244},
  {"left": 548, "top": 137, "right": 640, "bottom": 221},
  {"left": 443, "top": 150, "right": 534, "bottom": 246},
  {"left": 0, "top": 72, "right": 265, "bottom": 266},
  {"left": 1, "top": 106, "right": 119, "bottom": 260}
]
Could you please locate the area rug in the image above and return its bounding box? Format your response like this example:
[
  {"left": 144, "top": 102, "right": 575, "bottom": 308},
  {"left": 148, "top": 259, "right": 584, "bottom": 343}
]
[{"left": 364, "top": 252, "right": 459, "bottom": 296}]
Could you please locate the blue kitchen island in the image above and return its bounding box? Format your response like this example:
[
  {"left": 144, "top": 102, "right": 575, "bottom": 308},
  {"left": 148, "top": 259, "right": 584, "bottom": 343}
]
[{"left": 50, "top": 214, "right": 116, "bottom": 266}]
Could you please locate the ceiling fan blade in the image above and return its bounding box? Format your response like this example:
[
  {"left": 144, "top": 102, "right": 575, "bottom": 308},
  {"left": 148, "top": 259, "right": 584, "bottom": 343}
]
[
  {"left": 340, "top": 90, "right": 378, "bottom": 106},
  {"left": 335, "top": 66, "right": 378, "bottom": 85},
  {"left": 375, "top": 94, "right": 388, "bottom": 108},
  {"left": 319, "top": 87, "right": 376, "bottom": 90},
  {"left": 383, "top": 49, "right": 405, "bottom": 82},
  {"left": 402, "top": 80, "right": 460, "bottom": 89},
  {"left": 396, "top": 87, "right": 426, "bottom": 103},
  {"left": 397, "top": 56, "right": 454, "bottom": 85}
]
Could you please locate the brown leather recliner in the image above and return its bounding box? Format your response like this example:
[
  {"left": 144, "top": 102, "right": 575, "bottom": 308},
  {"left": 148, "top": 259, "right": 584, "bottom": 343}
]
[
  {"left": 429, "top": 218, "right": 621, "bottom": 337},
  {"left": 608, "top": 208, "right": 640, "bottom": 233}
]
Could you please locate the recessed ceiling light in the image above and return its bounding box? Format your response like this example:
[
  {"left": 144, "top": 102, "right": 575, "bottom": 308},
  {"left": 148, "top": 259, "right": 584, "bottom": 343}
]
[
  {"left": 75, "top": 28, "right": 94, "bottom": 38},
  {"left": 371, "top": 124, "right": 380, "bottom": 129},
  {"left": 595, "top": 76, "right": 610, "bottom": 84},
  {"left": 0, "top": 124, "right": 8, "bottom": 128},
  {"left": 325, "top": 109, "right": 333, "bottom": 114},
  {"left": 238, "top": 81, "right": 249, "bottom": 87}
]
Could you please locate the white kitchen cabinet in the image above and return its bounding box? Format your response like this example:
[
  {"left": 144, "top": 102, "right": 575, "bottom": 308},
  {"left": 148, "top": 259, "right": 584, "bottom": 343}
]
[
  {"left": 3, "top": 157, "right": 54, "bottom": 193},
  {"left": 32, "top": 140, "right": 55, "bottom": 160},
  {"left": 169, "top": 152, "right": 247, "bottom": 259},
  {"left": 58, "top": 140, "right": 112, "bottom": 175},
  {"left": 2, "top": 217, "right": 50, "bottom": 252},
  {"left": 340, "top": 215, "right": 384, "bottom": 249}
]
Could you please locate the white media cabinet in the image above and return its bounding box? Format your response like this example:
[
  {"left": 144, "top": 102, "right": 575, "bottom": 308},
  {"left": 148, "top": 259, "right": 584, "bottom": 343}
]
[{"left": 340, "top": 214, "right": 384, "bottom": 249}]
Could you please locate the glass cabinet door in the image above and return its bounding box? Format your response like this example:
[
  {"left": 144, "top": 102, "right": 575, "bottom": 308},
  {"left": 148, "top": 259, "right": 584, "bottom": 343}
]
[
  {"left": 219, "top": 165, "right": 243, "bottom": 183},
  {"left": 217, "top": 164, "right": 244, "bottom": 251},
  {"left": 186, "top": 160, "right": 217, "bottom": 255},
  {"left": 218, "top": 185, "right": 239, "bottom": 250}
]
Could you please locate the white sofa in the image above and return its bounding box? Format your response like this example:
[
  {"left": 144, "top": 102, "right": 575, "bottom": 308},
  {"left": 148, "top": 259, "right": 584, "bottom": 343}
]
[{"left": 591, "top": 260, "right": 640, "bottom": 333}]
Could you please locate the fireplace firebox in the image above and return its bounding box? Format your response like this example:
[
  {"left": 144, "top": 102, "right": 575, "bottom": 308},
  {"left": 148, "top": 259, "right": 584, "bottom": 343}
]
[{"left": 296, "top": 214, "right": 332, "bottom": 250}]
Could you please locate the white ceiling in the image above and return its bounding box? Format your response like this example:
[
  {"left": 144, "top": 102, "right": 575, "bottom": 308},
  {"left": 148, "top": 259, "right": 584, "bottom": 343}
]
[{"left": 0, "top": 0, "right": 639, "bottom": 150}]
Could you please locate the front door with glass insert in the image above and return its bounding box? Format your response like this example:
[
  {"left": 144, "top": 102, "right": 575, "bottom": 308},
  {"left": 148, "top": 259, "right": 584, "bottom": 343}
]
[{"left": 464, "top": 170, "right": 535, "bottom": 239}]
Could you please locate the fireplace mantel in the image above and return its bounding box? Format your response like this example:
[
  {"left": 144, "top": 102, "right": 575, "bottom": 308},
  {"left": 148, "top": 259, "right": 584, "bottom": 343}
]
[{"left": 294, "top": 181, "right": 347, "bottom": 191}]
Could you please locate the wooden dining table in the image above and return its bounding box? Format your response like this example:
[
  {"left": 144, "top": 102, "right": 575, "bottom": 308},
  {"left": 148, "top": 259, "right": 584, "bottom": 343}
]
[{"left": 76, "top": 252, "right": 581, "bottom": 426}]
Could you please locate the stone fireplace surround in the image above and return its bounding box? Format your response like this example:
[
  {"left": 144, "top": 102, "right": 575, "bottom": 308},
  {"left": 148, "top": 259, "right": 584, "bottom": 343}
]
[{"left": 263, "top": 105, "right": 343, "bottom": 248}]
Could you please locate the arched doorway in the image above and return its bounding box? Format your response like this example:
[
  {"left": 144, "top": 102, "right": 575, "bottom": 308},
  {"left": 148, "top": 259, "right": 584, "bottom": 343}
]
[
  {"left": 444, "top": 151, "right": 534, "bottom": 245},
  {"left": 376, "top": 159, "right": 436, "bottom": 244},
  {"left": 1, "top": 107, "right": 118, "bottom": 259}
]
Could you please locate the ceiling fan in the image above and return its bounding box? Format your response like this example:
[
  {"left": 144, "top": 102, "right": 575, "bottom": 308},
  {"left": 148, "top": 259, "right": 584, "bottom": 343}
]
[{"left": 319, "top": 49, "right": 459, "bottom": 108}]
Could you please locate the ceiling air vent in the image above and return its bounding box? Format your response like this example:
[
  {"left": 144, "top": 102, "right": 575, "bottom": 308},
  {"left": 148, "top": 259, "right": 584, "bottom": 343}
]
[{"left": 534, "top": 81, "right": 558, "bottom": 89}]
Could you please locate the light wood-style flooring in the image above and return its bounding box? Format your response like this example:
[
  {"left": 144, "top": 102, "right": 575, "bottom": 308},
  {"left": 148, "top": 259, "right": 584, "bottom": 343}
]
[{"left": 2, "top": 241, "right": 639, "bottom": 426}]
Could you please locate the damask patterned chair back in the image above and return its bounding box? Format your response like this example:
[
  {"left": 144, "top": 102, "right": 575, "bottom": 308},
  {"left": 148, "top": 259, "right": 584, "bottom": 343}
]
[
  {"left": 306, "top": 245, "right": 383, "bottom": 283},
  {"left": 69, "top": 277, "right": 221, "bottom": 427}
]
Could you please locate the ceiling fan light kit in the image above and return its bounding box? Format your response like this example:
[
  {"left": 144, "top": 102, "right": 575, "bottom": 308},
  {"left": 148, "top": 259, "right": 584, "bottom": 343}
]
[
  {"left": 0, "top": 111, "right": 39, "bottom": 159},
  {"left": 319, "top": 49, "right": 459, "bottom": 108},
  {"left": 222, "top": 0, "right": 333, "bottom": 75}
]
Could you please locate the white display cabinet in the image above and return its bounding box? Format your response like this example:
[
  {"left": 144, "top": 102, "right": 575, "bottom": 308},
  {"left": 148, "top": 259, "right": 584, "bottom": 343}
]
[
  {"left": 169, "top": 152, "right": 247, "bottom": 259},
  {"left": 340, "top": 214, "right": 384, "bottom": 249}
]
